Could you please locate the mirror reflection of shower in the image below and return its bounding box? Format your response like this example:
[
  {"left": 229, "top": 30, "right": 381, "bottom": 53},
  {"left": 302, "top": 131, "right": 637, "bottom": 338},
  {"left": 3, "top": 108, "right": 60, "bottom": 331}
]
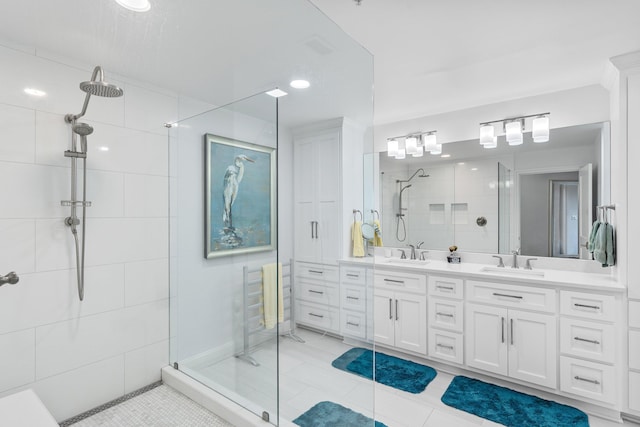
[
  {"left": 61, "top": 66, "right": 123, "bottom": 301},
  {"left": 395, "top": 168, "right": 429, "bottom": 241}
]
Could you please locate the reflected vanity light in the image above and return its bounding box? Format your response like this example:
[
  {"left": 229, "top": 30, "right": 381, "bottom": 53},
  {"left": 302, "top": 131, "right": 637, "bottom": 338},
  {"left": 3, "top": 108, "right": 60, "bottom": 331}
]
[
  {"left": 387, "top": 139, "right": 399, "bottom": 156},
  {"left": 412, "top": 145, "right": 424, "bottom": 157},
  {"left": 405, "top": 136, "right": 418, "bottom": 155},
  {"left": 387, "top": 130, "right": 440, "bottom": 159},
  {"left": 479, "top": 112, "right": 549, "bottom": 149},
  {"left": 430, "top": 143, "right": 442, "bottom": 155},
  {"left": 395, "top": 147, "right": 406, "bottom": 159}
]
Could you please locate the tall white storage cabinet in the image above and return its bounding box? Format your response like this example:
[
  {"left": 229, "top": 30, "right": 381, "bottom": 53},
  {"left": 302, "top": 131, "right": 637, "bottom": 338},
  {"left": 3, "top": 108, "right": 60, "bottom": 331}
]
[
  {"left": 611, "top": 51, "right": 640, "bottom": 416},
  {"left": 292, "top": 118, "right": 364, "bottom": 335}
]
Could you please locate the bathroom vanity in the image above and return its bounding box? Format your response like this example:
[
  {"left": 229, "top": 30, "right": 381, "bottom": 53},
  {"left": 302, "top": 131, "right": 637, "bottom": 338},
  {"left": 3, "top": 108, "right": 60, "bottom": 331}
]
[{"left": 333, "top": 256, "right": 625, "bottom": 419}]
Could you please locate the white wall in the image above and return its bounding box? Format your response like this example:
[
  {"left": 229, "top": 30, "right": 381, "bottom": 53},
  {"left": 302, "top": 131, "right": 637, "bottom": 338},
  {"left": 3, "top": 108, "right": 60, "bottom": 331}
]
[{"left": 0, "top": 44, "right": 176, "bottom": 421}]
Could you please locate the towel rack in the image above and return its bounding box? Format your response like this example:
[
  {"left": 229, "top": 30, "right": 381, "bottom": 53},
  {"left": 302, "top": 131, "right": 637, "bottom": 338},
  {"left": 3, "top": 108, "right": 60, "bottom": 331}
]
[
  {"left": 353, "top": 209, "right": 363, "bottom": 222},
  {"left": 236, "top": 260, "right": 303, "bottom": 366},
  {"left": 596, "top": 204, "right": 616, "bottom": 223},
  {"left": 370, "top": 209, "right": 379, "bottom": 220}
]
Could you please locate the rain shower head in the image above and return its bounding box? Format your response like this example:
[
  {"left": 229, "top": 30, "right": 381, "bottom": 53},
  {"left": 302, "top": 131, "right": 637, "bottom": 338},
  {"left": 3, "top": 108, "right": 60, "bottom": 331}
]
[
  {"left": 80, "top": 80, "right": 123, "bottom": 98},
  {"left": 72, "top": 122, "right": 94, "bottom": 136},
  {"left": 66, "top": 65, "right": 123, "bottom": 123}
]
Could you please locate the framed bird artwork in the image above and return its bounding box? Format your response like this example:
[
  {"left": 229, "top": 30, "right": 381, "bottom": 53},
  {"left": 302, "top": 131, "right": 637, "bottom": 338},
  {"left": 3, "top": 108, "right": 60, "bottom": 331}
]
[{"left": 204, "top": 133, "right": 277, "bottom": 258}]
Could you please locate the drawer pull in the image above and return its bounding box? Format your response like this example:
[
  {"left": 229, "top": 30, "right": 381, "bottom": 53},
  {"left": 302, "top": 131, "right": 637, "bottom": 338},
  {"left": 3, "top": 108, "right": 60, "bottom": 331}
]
[
  {"left": 574, "top": 375, "right": 600, "bottom": 385},
  {"left": 395, "top": 299, "right": 399, "bottom": 321},
  {"left": 384, "top": 278, "right": 405, "bottom": 284},
  {"left": 501, "top": 317, "right": 505, "bottom": 343},
  {"left": 346, "top": 321, "right": 360, "bottom": 327},
  {"left": 308, "top": 313, "right": 324, "bottom": 319},
  {"left": 346, "top": 273, "right": 360, "bottom": 278},
  {"left": 309, "top": 270, "right": 323, "bottom": 274},
  {"left": 574, "top": 336, "right": 600, "bottom": 345},
  {"left": 389, "top": 299, "right": 393, "bottom": 320},
  {"left": 346, "top": 296, "right": 360, "bottom": 300},
  {"left": 574, "top": 303, "right": 600, "bottom": 310},
  {"left": 493, "top": 292, "right": 523, "bottom": 299},
  {"left": 308, "top": 290, "right": 324, "bottom": 295},
  {"left": 436, "top": 343, "right": 454, "bottom": 350},
  {"left": 436, "top": 285, "right": 455, "bottom": 291},
  {"left": 436, "top": 312, "right": 454, "bottom": 318}
]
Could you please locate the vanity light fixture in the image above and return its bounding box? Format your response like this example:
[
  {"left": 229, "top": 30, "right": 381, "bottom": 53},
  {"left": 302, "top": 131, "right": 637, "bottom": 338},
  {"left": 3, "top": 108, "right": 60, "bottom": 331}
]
[
  {"left": 387, "top": 130, "right": 439, "bottom": 160},
  {"left": 115, "top": 0, "right": 151, "bottom": 12},
  {"left": 478, "top": 112, "right": 550, "bottom": 149}
]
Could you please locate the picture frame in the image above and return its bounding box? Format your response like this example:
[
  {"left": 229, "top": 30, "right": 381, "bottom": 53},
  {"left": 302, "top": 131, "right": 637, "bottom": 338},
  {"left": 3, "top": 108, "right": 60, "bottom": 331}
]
[{"left": 204, "top": 133, "right": 277, "bottom": 259}]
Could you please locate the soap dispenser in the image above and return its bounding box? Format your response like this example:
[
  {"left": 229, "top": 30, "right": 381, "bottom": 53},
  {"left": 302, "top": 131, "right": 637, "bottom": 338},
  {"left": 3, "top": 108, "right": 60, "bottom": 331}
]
[{"left": 447, "top": 245, "right": 461, "bottom": 264}]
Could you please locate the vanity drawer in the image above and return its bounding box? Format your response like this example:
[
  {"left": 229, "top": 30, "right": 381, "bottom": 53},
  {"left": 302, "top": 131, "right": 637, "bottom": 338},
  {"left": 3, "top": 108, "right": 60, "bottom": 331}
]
[
  {"left": 428, "top": 275, "right": 464, "bottom": 299},
  {"left": 297, "top": 301, "right": 339, "bottom": 332},
  {"left": 428, "top": 329, "right": 463, "bottom": 364},
  {"left": 467, "top": 281, "right": 556, "bottom": 313},
  {"left": 296, "top": 262, "right": 339, "bottom": 283},
  {"left": 298, "top": 281, "right": 339, "bottom": 307},
  {"left": 340, "top": 265, "right": 367, "bottom": 286},
  {"left": 428, "top": 298, "right": 463, "bottom": 332},
  {"left": 560, "top": 356, "right": 616, "bottom": 404},
  {"left": 341, "top": 310, "right": 367, "bottom": 339},
  {"left": 630, "top": 301, "right": 640, "bottom": 328},
  {"left": 630, "top": 330, "right": 640, "bottom": 370},
  {"left": 341, "top": 285, "right": 366, "bottom": 312},
  {"left": 560, "top": 291, "right": 616, "bottom": 322},
  {"left": 374, "top": 269, "right": 426, "bottom": 294},
  {"left": 560, "top": 318, "right": 615, "bottom": 364}
]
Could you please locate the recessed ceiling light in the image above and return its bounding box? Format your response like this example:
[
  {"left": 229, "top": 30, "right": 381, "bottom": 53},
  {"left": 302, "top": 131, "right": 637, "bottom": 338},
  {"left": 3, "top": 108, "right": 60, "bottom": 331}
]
[
  {"left": 24, "top": 88, "right": 46, "bottom": 97},
  {"left": 266, "top": 88, "right": 288, "bottom": 98},
  {"left": 471, "top": 167, "right": 478, "bottom": 171},
  {"left": 458, "top": 162, "right": 465, "bottom": 165},
  {"left": 441, "top": 154, "right": 451, "bottom": 158},
  {"left": 115, "top": 0, "right": 150, "bottom": 12},
  {"left": 98, "top": 146, "right": 110, "bottom": 152},
  {"left": 290, "top": 79, "right": 310, "bottom": 89}
]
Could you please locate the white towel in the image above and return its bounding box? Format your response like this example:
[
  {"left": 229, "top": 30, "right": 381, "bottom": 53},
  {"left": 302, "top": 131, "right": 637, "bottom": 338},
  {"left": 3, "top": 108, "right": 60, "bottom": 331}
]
[{"left": 262, "top": 263, "right": 283, "bottom": 329}]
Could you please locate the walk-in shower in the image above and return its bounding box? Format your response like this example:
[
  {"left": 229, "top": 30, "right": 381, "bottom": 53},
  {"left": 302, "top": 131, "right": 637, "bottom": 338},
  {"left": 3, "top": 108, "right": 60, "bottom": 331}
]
[
  {"left": 396, "top": 168, "right": 429, "bottom": 241},
  {"left": 62, "top": 66, "right": 123, "bottom": 301}
]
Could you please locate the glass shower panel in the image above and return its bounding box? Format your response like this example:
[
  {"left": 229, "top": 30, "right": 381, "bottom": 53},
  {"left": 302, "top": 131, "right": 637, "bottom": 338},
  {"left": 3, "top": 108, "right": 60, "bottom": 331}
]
[
  {"left": 498, "top": 162, "right": 511, "bottom": 254},
  {"left": 169, "top": 92, "right": 280, "bottom": 424}
]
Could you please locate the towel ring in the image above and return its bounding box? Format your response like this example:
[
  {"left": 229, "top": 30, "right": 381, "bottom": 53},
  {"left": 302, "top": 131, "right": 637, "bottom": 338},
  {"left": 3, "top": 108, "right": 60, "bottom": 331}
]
[
  {"left": 370, "top": 209, "right": 379, "bottom": 220},
  {"left": 353, "top": 209, "right": 363, "bottom": 222}
]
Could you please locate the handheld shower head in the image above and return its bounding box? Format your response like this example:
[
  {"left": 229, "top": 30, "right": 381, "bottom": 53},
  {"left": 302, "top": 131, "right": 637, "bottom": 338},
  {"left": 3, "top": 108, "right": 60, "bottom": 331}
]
[{"left": 72, "top": 123, "right": 94, "bottom": 136}]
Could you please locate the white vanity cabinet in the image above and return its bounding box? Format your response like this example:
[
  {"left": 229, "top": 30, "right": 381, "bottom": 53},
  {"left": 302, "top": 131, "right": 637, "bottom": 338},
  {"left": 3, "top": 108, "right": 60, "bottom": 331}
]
[
  {"left": 339, "top": 264, "right": 371, "bottom": 340},
  {"left": 427, "top": 275, "right": 464, "bottom": 364},
  {"left": 559, "top": 290, "right": 619, "bottom": 405},
  {"left": 465, "top": 281, "right": 557, "bottom": 389},
  {"left": 373, "top": 269, "right": 427, "bottom": 355},
  {"left": 294, "top": 262, "right": 340, "bottom": 334}
]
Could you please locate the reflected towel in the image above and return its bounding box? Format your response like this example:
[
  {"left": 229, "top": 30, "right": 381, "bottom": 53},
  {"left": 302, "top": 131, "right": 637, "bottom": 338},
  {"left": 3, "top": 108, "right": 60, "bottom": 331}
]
[
  {"left": 262, "top": 263, "right": 283, "bottom": 329},
  {"left": 373, "top": 219, "right": 383, "bottom": 247},
  {"left": 352, "top": 221, "right": 365, "bottom": 257},
  {"left": 587, "top": 220, "right": 600, "bottom": 253},
  {"left": 605, "top": 223, "right": 616, "bottom": 267}
]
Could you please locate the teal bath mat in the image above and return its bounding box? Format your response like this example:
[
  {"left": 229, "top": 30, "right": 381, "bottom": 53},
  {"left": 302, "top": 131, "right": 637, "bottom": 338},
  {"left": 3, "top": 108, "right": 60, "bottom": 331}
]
[
  {"left": 293, "top": 401, "right": 387, "bottom": 427},
  {"left": 331, "top": 347, "right": 437, "bottom": 394},
  {"left": 442, "top": 376, "right": 590, "bottom": 427}
]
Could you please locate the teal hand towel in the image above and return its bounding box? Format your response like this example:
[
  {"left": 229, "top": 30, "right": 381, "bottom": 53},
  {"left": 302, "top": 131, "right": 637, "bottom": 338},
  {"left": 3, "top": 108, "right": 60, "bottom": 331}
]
[
  {"left": 605, "top": 223, "right": 615, "bottom": 267},
  {"left": 593, "top": 223, "right": 607, "bottom": 265}
]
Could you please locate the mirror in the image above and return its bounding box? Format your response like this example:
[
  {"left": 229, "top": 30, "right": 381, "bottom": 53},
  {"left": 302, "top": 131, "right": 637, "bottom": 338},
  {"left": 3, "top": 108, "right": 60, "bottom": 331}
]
[{"left": 377, "top": 122, "right": 610, "bottom": 257}]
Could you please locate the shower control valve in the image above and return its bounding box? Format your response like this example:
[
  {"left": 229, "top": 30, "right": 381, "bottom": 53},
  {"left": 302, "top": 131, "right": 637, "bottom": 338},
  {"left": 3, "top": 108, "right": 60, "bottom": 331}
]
[{"left": 65, "top": 217, "right": 80, "bottom": 226}]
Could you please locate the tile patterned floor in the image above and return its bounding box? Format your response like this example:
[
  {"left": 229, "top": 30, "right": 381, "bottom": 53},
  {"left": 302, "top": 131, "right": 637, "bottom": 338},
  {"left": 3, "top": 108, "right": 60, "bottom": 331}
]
[{"left": 68, "top": 385, "right": 233, "bottom": 427}]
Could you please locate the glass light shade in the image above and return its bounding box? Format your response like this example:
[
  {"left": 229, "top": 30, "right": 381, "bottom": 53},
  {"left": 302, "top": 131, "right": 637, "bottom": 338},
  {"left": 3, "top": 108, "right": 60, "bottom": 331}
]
[
  {"left": 423, "top": 133, "right": 437, "bottom": 151},
  {"left": 429, "top": 143, "right": 442, "bottom": 155},
  {"left": 405, "top": 136, "right": 418, "bottom": 155},
  {"left": 387, "top": 139, "right": 398, "bottom": 156},
  {"left": 479, "top": 124, "right": 494, "bottom": 145},
  {"left": 395, "top": 147, "right": 406, "bottom": 159},
  {"left": 483, "top": 136, "right": 498, "bottom": 149},
  {"left": 412, "top": 146, "right": 424, "bottom": 157},
  {"left": 505, "top": 120, "right": 523, "bottom": 145},
  {"left": 115, "top": 0, "right": 151, "bottom": 12},
  {"left": 532, "top": 116, "right": 549, "bottom": 143}
]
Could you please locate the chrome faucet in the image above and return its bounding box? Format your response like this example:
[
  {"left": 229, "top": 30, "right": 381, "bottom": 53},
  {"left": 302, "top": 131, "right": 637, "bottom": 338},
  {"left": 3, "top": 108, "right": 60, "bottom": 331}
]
[
  {"left": 399, "top": 249, "right": 407, "bottom": 259},
  {"left": 525, "top": 258, "right": 537, "bottom": 270},
  {"left": 492, "top": 255, "right": 505, "bottom": 268},
  {"left": 408, "top": 244, "right": 416, "bottom": 260},
  {"left": 0, "top": 271, "right": 19, "bottom": 287},
  {"left": 419, "top": 250, "right": 429, "bottom": 261},
  {"left": 511, "top": 249, "right": 520, "bottom": 269}
]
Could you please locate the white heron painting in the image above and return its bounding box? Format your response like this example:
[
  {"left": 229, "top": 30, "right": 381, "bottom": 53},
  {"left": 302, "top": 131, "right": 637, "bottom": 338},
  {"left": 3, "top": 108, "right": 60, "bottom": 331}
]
[{"left": 205, "top": 133, "right": 276, "bottom": 258}]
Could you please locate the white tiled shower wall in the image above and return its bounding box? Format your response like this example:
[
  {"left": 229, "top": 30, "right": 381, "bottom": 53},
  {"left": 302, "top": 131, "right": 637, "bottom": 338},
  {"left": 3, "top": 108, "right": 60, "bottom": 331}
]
[{"left": 0, "top": 43, "right": 176, "bottom": 421}]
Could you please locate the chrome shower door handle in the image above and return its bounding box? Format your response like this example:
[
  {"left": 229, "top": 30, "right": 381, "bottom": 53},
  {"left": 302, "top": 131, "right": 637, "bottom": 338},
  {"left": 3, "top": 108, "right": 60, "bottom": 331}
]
[{"left": 0, "top": 271, "right": 19, "bottom": 287}]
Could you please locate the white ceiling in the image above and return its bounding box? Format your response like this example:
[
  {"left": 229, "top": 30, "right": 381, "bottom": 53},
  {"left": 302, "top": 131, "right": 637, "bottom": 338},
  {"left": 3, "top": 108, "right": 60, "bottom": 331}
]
[
  {"left": 1, "top": 1, "right": 639, "bottom": 128},
  {"left": 309, "top": 0, "right": 640, "bottom": 125}
]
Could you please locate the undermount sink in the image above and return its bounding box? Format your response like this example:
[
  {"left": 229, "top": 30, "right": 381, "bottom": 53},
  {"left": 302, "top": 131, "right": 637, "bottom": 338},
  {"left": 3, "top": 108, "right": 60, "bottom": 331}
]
[
  {"left": 382, "top": 258, "right": 430, "bottom": 266},
  {"left": 480, "top": 266, "right": 545, "bottom": 277}
]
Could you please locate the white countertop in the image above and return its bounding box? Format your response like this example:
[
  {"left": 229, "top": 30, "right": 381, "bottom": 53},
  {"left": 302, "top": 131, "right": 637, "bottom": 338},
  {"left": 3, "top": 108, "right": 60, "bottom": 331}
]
[{"left": 339, "top": 256, "right": 624, "bottom": 292}]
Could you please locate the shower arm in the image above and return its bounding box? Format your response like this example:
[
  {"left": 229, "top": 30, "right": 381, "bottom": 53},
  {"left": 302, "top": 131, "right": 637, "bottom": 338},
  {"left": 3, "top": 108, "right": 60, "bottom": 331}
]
[{"left": 65, "top": 66, "right": 104, "bottom": 123}]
